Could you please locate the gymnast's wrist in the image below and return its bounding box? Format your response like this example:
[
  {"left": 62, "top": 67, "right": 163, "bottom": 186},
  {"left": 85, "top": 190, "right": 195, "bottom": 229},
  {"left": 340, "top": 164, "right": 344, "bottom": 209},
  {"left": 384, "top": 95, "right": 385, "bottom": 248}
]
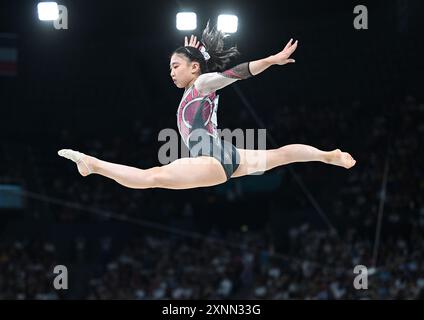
[{"left": 265, "top": 55, "right": 277, "bottom": 66}]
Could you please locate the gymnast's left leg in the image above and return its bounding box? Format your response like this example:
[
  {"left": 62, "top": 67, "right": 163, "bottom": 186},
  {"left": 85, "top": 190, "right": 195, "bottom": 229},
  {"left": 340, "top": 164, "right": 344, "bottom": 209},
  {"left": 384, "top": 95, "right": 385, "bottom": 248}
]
[{"left": 231, "top": 144, "right": 356, "bottom": 178}]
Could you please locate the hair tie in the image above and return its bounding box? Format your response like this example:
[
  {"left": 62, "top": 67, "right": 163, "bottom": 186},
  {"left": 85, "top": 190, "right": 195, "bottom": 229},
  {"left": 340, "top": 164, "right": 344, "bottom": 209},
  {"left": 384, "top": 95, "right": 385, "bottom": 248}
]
[{"left": 199, "top": 45, "right": 210, "bottom": 61}]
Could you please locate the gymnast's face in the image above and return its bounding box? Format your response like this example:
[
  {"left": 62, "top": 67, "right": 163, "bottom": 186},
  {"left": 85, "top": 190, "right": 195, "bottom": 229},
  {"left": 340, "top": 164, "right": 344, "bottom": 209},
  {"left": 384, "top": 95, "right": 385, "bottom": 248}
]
[{"left": 170, "top": 53, "right": 200, "bottom": 89}]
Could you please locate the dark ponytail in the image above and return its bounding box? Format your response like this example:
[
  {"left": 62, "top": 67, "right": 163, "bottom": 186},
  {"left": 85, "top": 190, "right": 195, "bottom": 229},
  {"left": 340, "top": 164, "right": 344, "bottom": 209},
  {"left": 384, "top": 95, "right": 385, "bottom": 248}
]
[
  {"left": 173, "top": 21, "right": 240, "bottom": 73},
  {"left": 200, "top": 21, "right": 240, "bottom": 72}
]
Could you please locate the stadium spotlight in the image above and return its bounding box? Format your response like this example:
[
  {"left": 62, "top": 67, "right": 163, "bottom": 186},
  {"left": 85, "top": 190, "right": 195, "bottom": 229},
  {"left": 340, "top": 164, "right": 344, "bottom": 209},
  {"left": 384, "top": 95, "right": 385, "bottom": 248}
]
[
  {"left": 176, "top": 12, "right": 197, "bottom": 31},
  {"left": 217, "top": 14, "right": 238, "bottom": 33},
  {"left": 37, "top": 2, "right": 59, "bottom": 21}
]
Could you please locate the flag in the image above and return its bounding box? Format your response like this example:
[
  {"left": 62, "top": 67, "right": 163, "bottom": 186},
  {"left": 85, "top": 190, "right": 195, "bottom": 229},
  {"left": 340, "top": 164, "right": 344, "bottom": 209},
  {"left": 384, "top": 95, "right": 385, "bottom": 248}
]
[{"left": 0, "top": 33, "right": 17, "bottom": 77}]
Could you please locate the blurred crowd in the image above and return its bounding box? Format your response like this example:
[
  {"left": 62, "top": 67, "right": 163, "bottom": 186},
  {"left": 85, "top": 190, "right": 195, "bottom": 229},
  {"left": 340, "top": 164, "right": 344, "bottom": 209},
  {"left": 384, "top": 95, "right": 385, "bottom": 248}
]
[
  {"left": 0, "top": 241, "right": 62, "bottom": 299},
  {"left": 1, "top": 222, "right": 422, "bottom": 299},
  {"left": 85, "top": 222, "right": 424, "bottom": 300}
]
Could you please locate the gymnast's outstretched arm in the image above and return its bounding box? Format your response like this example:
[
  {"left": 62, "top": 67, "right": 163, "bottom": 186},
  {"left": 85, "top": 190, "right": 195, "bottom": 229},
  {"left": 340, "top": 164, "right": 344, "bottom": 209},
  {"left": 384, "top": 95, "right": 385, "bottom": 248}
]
[{"left": 194, "top": 38, "right": 298, "bottom": 95}]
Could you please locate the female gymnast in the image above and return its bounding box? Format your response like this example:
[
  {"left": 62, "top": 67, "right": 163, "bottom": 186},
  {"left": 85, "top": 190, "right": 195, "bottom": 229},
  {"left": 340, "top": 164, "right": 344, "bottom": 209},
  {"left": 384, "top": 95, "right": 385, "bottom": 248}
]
[{"left": 58, "top": 23, "right": 356, "bottom": 190}]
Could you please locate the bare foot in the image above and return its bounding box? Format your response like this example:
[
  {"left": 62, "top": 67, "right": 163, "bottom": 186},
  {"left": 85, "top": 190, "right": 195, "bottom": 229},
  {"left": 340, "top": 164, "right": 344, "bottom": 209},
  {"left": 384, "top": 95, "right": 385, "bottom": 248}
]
[
  {"left": 58, "top": 149, "right": 96, "bottom": 176},
  {"left": 324, "top": 149, "right": 356, "bottom": 169}
]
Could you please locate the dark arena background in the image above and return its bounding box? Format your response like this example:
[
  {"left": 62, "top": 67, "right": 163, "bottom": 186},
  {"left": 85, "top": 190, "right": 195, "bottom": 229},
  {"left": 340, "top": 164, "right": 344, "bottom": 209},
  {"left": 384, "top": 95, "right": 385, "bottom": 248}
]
[{"left": 0, "top": 0, "right": 423, "bottom": 305}]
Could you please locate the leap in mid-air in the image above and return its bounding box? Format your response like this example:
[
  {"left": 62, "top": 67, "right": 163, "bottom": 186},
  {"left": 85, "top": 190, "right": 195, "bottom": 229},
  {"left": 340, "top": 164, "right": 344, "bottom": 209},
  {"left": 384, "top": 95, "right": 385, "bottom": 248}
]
[{"left": 58, "top": 22, "right": 356, "bottom": 190}]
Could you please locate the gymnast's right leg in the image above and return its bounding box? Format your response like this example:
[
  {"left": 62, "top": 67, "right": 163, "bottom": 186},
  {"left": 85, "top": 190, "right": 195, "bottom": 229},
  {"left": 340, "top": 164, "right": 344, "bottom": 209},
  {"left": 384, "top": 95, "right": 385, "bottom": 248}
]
[{"left": 58, "top": 149, "right": 228, "bottom": 190}]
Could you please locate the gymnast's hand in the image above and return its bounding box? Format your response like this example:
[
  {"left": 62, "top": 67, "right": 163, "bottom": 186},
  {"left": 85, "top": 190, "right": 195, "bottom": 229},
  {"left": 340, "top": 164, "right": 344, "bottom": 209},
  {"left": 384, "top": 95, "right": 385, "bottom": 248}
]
[
  {"left": 268, "top": 38, "right": 298, "bottom": 65},
  {"left": 184, "top": 34, "right": 200, "bottom": 48}
]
